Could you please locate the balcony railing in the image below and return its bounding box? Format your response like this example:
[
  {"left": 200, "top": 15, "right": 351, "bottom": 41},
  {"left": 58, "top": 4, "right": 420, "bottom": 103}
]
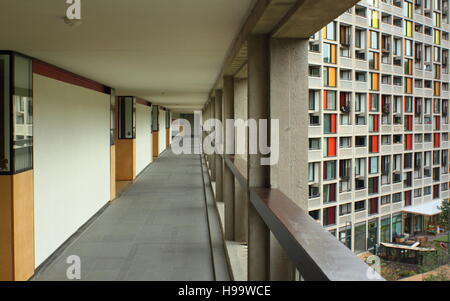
[{"left": 220, "top": 154, "right": 384, "bottom": 281}]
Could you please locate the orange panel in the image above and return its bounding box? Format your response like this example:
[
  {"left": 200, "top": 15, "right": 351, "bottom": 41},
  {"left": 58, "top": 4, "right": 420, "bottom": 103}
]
[
  {"left": 331, "top": 114, "right": 337, "bottom": 133},
  {"left": 0, "top": 171, "right": 35, "bottom": 281},
  {"left": 0, "top": 175, "right": 13, "bottom": 281},
  {"left": 328, "top": 138, "right": 337, "bottom": 157},
  {"left": 435, "top": 133, "right": 441, "bottom": 148},
  {"left": 371, "top": 136, "right": 379, "bottom": 153},
  {"left": 12, "top": 170, "right": 35, "bottom": 281},
  {"left": 116, "top": 139, "right": 136, "bottom": 181},
  {"left": 329, "top": 68, "right": 337, "bottom": 87},
  {"left": 153, "top": 131, "right": 159, "bottom": 159},
  {"left": 110, "top": 145, "right": 116, "bottom": 201},
  {"left": 166, "top": 128, "right": 170, "bottom": 148}
]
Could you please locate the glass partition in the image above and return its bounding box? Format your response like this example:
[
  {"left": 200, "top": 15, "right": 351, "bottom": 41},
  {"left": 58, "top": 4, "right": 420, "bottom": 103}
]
[
  {"left": 110, "top": 89, "right": 116, "bottom": 145},
  {"left": 151, "top": 105, "right": 159, "bottom": 132},
  {"left": 13, "top": 54, "right": 33, "bottom": 173},
  {"left": 0, "top": 54, "right": 11, "bottom": 173},
  {"left": 118, "top": 96, "right": 135, "bottom": 139},
  {"left": 165, "top": 110, "right": 171, "bottom": 129}
]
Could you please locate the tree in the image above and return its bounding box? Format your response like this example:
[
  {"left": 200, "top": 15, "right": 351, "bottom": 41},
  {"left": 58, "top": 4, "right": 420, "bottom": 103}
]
[{"left": 438, "top": 199, "right": 450, "bottom": 229}]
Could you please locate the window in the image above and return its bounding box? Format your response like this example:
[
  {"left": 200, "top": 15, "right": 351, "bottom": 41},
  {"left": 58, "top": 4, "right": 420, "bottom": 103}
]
[
  {"left": 323, "top": 207, "right": 336, "bottom": 226},
  {"left": 151, "top": 105, "right": 159, "bottom": 132},
  {"left": 324, "top": 114, "right": 337, "bottom": 133},
  {"left": 323, "top": 90, "right": 336, "bottom": 110},
  {"left": 340, "top": 69, "right": 352, "bottom": 80},
  {"left": 323, "top": 43, "right": 337, "bottom": 63},
  {"left": 309, "top": 90, "right": 319, "bottom": 111},
  {"left": 309, "top": 65, "right": 321, "bottom": 77},
  {"left": 381, "top": 195, "right": 391, "bottom": 205},
  {"left": 309, "top": 138, "right": 320, "bottom": 150},
  {"left": 0, "top": 54, "right": 34, "bottom": 174},
  {"left": 355, "top": 136, "right": 367, "bottom": 147},
  {"left": 369, "top": 31, "right": 379, "bottom": 49},
  {"left": 323, "top": 161, "right": 337, "bottom": 180},
  {"left": 392, "top": 192, "right": 402, "bottom": 203},
  {"left": 323, "top": 67, "right": 337, "bottom": 87},
  {"left": 309, "top": 210, "right": 320, "bottom": 220},
  {"left": 323, "top": 184, "right": 337, "bottom": 203},
  {"left": 355, "top": 200, "right": 366, "bottom": 212},
  {"left": 339, "top": 203, "right": 352, "bottom": 216},
  {"left": 309, "top": 162, "right": 320, "bottom": 183},
  {"left": 340, "top": 137, "right": 352, "bottom": 148},
  {"left": 119, "top": 96, "right": 137, "bottom": 139},
  {"left": 324, "top": 22, "right": 337, "bottom": 41}
]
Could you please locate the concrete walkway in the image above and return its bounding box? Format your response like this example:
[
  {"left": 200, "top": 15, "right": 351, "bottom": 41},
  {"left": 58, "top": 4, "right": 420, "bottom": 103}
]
[{"left": 33, "top": 139, "right": 225, "bottom": 281}]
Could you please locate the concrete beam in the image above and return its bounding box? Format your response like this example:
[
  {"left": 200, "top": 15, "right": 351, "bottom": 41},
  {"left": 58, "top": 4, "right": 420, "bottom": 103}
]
[{"left": 273, "top": 0, "right": 359, "bottom": 38}]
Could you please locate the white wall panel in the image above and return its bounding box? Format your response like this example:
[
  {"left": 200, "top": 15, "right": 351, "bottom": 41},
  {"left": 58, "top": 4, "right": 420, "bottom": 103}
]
[
  {"left": 136, "top": 104, "right": 151, "bottom": 175},
  {"left": 33, "top": 74, "right": 110, "bottom": 267}
]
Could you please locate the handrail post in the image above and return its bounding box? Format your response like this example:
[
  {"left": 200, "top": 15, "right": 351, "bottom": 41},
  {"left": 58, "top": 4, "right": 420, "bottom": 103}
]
[
  {"left": 210, "top": 97, "right": 216, "bottom": 181},
  {"left": 268, "top": 38, "right": 310, "bottom": 280},
  {"left": 247, "top": 34, "right": 270, "bottom": 281},
  {"left": 234, "top": 78, "right": 249, "bottom": 243},
  {"left": 223, "top": 76, "right": 235, "bottom": 240},
  {"left": 215, "top": 90, "right": 223, "bottom": 202}
]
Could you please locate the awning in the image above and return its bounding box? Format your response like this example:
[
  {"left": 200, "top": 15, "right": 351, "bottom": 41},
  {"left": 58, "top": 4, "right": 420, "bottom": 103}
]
[
  {"left": 380, "top": 242, "right": 435, "bottom": 252},
  {"left": 402, "top": 199, "right": 442, "bottom": 216}
]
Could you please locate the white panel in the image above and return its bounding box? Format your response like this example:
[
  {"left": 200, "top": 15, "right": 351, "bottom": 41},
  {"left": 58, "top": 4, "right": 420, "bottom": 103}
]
[
  {"left": 159, "top": 109, "right": 166, "bottom": 154},
  {"left": 136, "top": 104, "right": 152, "bottom": 175},
  {"left": 33, "top": 74, "right": 110, "bottom": 267}
]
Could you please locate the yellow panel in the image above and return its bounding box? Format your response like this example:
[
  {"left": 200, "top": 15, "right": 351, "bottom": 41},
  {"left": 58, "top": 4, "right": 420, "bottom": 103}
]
[
  {"left": 0, "top": 175, "right": 13, "bottom": 281},
  {"left": 12, "top": 170, "right": 35, "bottom": 281},
  {"left": 110, "top": 145, "right": 116, "bottom": 200},
  {"left": 328, "top": 67, "right": 337, "bottom": 87},
  {"left": 116, "top": 139, "right": 136, "bottom": 181}
]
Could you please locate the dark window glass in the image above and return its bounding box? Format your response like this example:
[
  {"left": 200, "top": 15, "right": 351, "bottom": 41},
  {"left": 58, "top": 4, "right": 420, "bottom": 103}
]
[
  {"left": 118, "top": 96, "right": 136, "bottom": 139},
  {"left": 151, "top": 105, "right": 159, "bottom": 132}
]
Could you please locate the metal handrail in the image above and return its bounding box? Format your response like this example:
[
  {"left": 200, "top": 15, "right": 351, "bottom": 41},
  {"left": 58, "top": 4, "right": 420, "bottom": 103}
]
[{"left": 221, "top": 154, "right": 385, "bottom": 281}]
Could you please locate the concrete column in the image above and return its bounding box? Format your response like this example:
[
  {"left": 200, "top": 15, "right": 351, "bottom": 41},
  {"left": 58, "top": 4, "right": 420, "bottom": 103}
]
[
  {"left": 210, "top": 97, "right": 216, "bottom": 181},
  {"left": 222, "top": 76, "right": 235, "bottom": 240},
  {"left": 269, "top": 38, "right": 309, "bottom": 280},
  {"left": 234, "top": 77, "right": 248, "bottom": 242},
  {"left": 247, "top": 34, "right": 270, "bottom": 281},
  {"left": 214, "top": 90, "right": 223, "bottom": 202}
]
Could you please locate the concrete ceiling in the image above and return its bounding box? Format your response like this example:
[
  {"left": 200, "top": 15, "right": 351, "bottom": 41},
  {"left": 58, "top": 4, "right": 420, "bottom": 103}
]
[{"left": 0, "top": 0, "right": 255, "bottom": 112}]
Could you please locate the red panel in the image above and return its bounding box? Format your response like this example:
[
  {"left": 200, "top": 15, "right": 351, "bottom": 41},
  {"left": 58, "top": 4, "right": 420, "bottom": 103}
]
[
  {"left": 331, "top": 114, "right": 337, "bottom": 133},
  {"left": 340, "top": 92, "right": 346, "bottom": 107},
  {"left": 323, "top": 90, "right": 328, "bottom": 109},
  {"left": 371, "top": 136, "right": 379, "bottom": 153},
  {"left": 32, "top": 60, "right": 110, "bottom": 94},
  {"left": 328, "top": 207, "right": 336, "bottom": 225},
  {"left": 328, "top": 138, "right": 337, "bottom": 157},
  {"left": 374, "top": 115, "right": 379, "bottom": 132},
  {"left": 435, "top": 133, "right": 441, "bottom": 148},
  {"left": 436, "top": 116, "right": 441, "bottom": 130},
  {"left": 370, "top": 198, "right": 378, "bottom": 214},
  {"left": 406, "top": 134, "right": 413, "bottom": 150}
]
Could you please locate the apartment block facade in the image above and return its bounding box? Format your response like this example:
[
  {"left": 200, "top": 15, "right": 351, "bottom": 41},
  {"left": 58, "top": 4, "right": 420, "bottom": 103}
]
[{"left": 307, "top": 0, "right": 450, "bottom": 253}]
